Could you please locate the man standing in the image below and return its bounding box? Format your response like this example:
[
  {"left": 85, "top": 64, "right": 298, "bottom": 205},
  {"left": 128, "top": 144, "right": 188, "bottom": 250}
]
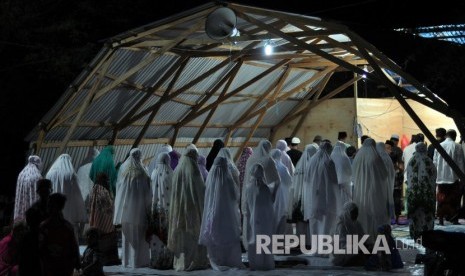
[
  {"left": 428, "top": 128, "right": 447, "bottom": 159},
  {"left": 390, "top": 134, "right": 404, "bottom": 224},
  {"left": 287, "top": 137, "right": 303, "bottom": 167},
  {"left": 337, "top": 131, "right": 351, "bottom": 148},
  {"left": 433, "top": 129, "right": 465, "bottom": 225}
]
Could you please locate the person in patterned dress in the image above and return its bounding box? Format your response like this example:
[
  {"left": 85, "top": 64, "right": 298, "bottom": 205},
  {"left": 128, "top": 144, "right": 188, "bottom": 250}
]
[
  {"left": 14, "top": 155, "right": 43, "bottom": 222},
  {"left": 406, "top": 142, "right": 437, "bottom": 240}
]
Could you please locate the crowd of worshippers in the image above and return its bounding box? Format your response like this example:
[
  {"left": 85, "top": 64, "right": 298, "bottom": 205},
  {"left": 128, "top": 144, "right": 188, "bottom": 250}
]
[{"left": 1, "top": 127, "right": 465, "bottom": 274}]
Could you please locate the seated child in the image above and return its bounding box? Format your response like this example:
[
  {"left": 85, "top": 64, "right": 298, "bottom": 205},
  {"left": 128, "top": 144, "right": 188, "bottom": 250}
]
[{"left": 80, "top": 228, "right": 104, "bottom": 276}]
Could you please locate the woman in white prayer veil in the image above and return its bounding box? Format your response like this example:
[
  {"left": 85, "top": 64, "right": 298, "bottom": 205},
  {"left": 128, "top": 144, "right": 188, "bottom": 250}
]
[
  {"left": 242, "top": 140, "right": 280, "bottom": 249},
  {"left": 244, "top": 164, "right": 275, "bottom": 271},
  {"left": 46, "top": 154, "right": 87, "bottom": 238},
  {"left": 151, "top": 152, "right": 173, "bottom": 216},
  {"left": 288, "top": 144, "right": 317, "bottom": 245},
  {"left": 148, "top": 144, "right": 173, "bottom": 175},
  {"left": 199, "top": 156, "right": 244, "bottom": 271},
  {"left": 217, "top": 148, "right": 240, "bottom": 188},
  {"left": 113, "top": 148, "right": 152, "bottom": 268},
  {"left": 331, "top": 141, "right": 353, "bottom": 214},
  {"left": 150, "top": 152, "right": 174, "bottom": 269},
  {"left": 14, "top": 155, "right": 43, "bottom": 222},
  {"left": 352, "top": 138, "right": 390, "bottom": 240},
  {"left": 167, "top": 145, "right": 208, "bottom": 271},
  {"left": 270, "top": 149, "right": 292, "bottom": 235},
  {"left": 77, "top": 148, "right": 100, "bottom": 211},
  {"left": 376, "top": 142, "right": 395, "bottom": 220},
  {"left": 304, "top": 141, "right": 339, "bottom": 239},
  {"left": 276, "top": 140, "right": 295, "bottom": 175}
]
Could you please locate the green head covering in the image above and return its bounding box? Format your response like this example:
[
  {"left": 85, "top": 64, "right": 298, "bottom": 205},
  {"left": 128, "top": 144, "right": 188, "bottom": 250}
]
[{"left": 89, "top": 145, "right": 117, "bottom": 196}]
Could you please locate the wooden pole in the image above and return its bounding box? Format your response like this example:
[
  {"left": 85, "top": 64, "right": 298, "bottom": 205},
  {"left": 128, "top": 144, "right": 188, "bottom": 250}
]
[
  {"left": 291, "top": 72, "right": 334, "bottom": 137},
  {"left": 56, "top": 54, "right": 113, "bottom": 158},
  {"left": 191, "top": 62, "right": 243, "bottom": 144},
  {"left": 234, "top": 111, "right": 267, "bottom": 161},
  {"left": 131, "top": 54, "right": 188, "bottom": 149},
  {"left": 116, "top": 56, "right": 190, "bottom": 130}
]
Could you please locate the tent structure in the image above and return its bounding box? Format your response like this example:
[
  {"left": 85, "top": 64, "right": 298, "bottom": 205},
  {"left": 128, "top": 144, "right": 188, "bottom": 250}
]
[{"left": 26, "top": 2, "right": 465, "bottom": 179}]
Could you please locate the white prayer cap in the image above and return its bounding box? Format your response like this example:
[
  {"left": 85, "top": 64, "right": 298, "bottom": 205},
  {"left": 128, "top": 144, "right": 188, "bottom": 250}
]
[
  {"left": 291, "top": 137, "right": 301, "bottom": 144},
  {"left": 390, "top": 134, "right": 400, "bottom": 140}
]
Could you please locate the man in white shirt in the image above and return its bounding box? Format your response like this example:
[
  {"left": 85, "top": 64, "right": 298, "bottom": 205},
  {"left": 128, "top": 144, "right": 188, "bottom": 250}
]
[
  {"left": 433, "top": 129, "right": 465, "bottom": 225},
  {"left": 403, "top": 134, "right": 425, "bottom": 179}
]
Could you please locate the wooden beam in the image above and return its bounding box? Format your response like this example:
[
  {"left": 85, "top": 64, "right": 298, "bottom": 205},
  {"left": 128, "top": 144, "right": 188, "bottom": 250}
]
[
  {"left": 180, "top": 59, "right": 292, "bottom": 131},
  {"left": 131, "top": 53, "right": 187, "bottom": 149},
  {"left": 116, "top": 56, "right": 190, "bottom": 131},
  {"left": 274, "top": 66, "right": 338, "bottom": 102},
  {"left": 352, "top": 37, "right": 465, "bottom": 181},
  {"left": 234, "top": 111, "right": 268, "bottom": 162},
  {"left": 95, "top": 20, "right": 205, "bottom": 103},
  {"left": 125, "top": 42, "right": 259, "bottom": 127},
  {"left": 55, "top": 54, "right": 114, "bottom": 158},
  {"left": 49, "top": 22, "right": 203, "bottom": 131},
  {"left": 278, "top": 74, "right": 361, "bottom": 128},
  {"left": 37, "top": 138, "right": 259, "bottom": 149},
  {"left": 174, "top": 60, "right": 244, "bottom": 129},
  {"left": 229, "top": 3, "right": 349, "bottom": 32},
  {"left": 34, "top": 128, "right": 46, "bottom": 154},
  {"left": 170, "top": 127, "right": 179, "bottom": 147},
  {"left": 109, "top": 128, "right": 119, "bottom": 145},
  {"left": 346, "top": 30, "right": 450, "bottom": 112},
  {"left": 132, "top": 30, "right": 336, "bottom": 48},
  {"left": 233, "top": 10, "right": 369, "bottom": 77},
  {"left": 231, "top": 66, "right": 337, "bottom": 130},
  {"left": 229, "top": 67, "right": 291, "bottom": 133},
  {"left": 46, "top": 48, "right": 114, "bottom": 131},
  {"left": 291, "top": 72, "right": 334, "bottom": 137},
  {"left": 191, "top": 62, "right": 243, "bottom": 144},
  {"left": 289, "top": 58, "right": 367, "bottom": 68},
  {"left": 192, "top": 108, "right": 216, "bottom": 144}
]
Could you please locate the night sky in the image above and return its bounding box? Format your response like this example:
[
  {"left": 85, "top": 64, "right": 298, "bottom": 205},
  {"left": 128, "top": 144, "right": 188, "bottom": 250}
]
[{"left": 1, "top": 0, "right": 464, "bottom": 198}]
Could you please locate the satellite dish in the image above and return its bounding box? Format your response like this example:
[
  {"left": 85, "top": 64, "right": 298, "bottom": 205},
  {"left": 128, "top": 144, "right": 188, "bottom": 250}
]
[{"left": 205, "top": 7, "right": 237, "bottom": 40}]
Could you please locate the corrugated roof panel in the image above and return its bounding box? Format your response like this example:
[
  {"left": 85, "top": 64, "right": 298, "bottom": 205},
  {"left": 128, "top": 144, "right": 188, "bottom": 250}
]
[
  {"left": 164, "top": 57, "right": 226, "bottom": 92},
  {"left": 233, "top": 127, "right": 270, "bottom": 139},
  {"left": 134, "top": 54, "right": 181, "bottom": 88},
  {"left": 45, "top": 127, "right": 68, "bottom": 141},
  {"left": 130, "top": 95, "right": 163, "bottom": 124},
  {"left": 281, "top": 70, "right": 317, "bottom": 92},
  {"left": 71, "top": 127, "right": 111, "bottom": 141},
  {"left": 262, "top": 100, "right": 299, "bottom": 125},
  {"left": 209, "top": 100, "right": 254, "bottom": 125},
  {"left": 291, "top": 76, "right": 326, "bottom": 99},
  {"left": 154, "top": 101, "right": 191, "bottom": 122},
  {"left": 228, "top": 63, "right": 285, "bottom": 96},
  {"left": 81, "top": 88, "right": 146, "bottom": 123},
  {"left": 118, "top": 126, "right": 144, "bottom": 140},
  {"left": 144, "top": 126, "right": 173, "bottom": 139},
  {"left": 177, "top": 127, "right": 198, "bottom": 138},
  {"left": 60, "top": 89, "right": 89, "bottom": 120},
  {"left": 176, "top": 91, "right": 202, "bottom": 104},
  {"left": 190, "top": 112, "right": 209, "bottom": 125},
  {"left": 197, "top": 127, "right": 227, "bottom": 138},
  {"left": 107, "top": 48, "right": 151, "bottom": 79},
  {"left": 36, "top": 147, "right": 58, "bottom": 172}
]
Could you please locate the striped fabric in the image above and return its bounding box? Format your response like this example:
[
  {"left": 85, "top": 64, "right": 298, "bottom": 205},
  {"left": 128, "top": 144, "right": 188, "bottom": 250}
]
[{"left": 89, "top": 184, "right": 114, "bottom": 233}]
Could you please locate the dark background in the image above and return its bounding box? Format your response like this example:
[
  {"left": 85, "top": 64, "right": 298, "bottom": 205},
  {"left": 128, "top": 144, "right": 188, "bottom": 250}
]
[{"left": 1, "top": 0, "right": 464, "bottom": 200}]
